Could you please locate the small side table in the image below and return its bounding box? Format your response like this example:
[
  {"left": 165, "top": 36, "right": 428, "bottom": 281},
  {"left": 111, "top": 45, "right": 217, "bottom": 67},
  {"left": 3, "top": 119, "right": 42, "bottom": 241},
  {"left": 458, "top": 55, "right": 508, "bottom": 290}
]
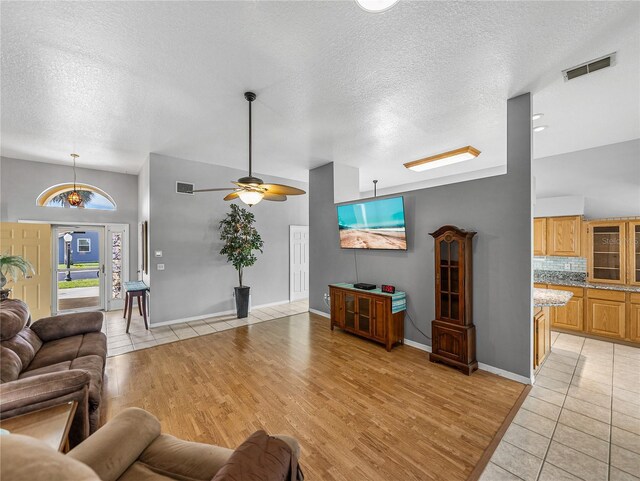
[
  {"left": 123, "top": 280, "right": 150, "bottom": 333},
  {"left": 0, "top": 401, "right": 77, "bottom": 452}
]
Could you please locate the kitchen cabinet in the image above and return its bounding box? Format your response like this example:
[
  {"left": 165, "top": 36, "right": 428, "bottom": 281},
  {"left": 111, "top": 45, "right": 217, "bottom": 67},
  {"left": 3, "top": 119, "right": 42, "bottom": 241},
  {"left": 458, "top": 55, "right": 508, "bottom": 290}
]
[
  {"left": 549, "top": 285, "right": 584, "bottom": 332},
  {"left": 533, "top": 306, "right": 550, "bottom": 370},
  {"left": 534, "top": 218, "right": 547, "bottom": 256},
  {"left": 629, "top": 293, "right": 640, "bottom": 342},
  {"left": 546, "top": 216, "right": 582, "bottom": 257},
  {"left": 629, "top": 221, "right": 640, "bottom": 286},
  {"left": 586, "top": 289, "right": 626, "bottom": 340},
  {"left": 587, "top": 220, "right": 626, "bottom": 284}
]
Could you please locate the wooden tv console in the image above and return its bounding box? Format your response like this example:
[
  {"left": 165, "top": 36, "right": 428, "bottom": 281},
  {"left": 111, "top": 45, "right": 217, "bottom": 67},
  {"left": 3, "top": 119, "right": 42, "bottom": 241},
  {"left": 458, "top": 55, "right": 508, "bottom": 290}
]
[{"left": 329, "top": 284, "right": 406, "bottom": 351}]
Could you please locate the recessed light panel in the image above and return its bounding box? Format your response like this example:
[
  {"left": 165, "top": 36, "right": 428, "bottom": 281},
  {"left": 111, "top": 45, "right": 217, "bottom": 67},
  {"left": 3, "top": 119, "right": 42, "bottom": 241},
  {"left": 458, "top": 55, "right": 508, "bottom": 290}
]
[{"left": 404, "top": 146, "right": 481, "bottom": 172}]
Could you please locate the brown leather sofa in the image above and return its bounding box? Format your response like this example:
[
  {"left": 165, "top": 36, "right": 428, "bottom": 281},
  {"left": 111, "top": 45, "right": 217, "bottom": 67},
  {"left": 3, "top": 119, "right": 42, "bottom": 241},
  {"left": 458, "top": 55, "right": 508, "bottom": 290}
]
[
  {"left": 0, "top": 299, "right": 107, "bottom": 446},
  {"left": 0, "top": 407, "right": 303, "bottom": 480}
]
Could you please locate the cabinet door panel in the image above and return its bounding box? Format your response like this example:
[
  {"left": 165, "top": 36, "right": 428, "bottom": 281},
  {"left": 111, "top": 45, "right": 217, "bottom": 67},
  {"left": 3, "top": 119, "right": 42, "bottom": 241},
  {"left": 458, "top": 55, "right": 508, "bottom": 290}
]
[
  {"left": 373, "top": 298, "right": 387, "bottom": 341},
  {"left": 629, "top": 221, "right": 640, "bottom": 286},
  {"left": 331, "top": 290, "right": 344, "bottom": 327},
  {"left": 547, "top": 216, "right": 581, "bottom": 257},
  {"left": 344, "top": 293, "right": 356, "bottom": 330},
  {"left": 588, "top": 221, "right": 626, "bottom": 284},
  {"left": 629, "top": 303, "right": 640, "bottom": 342},
  {"left": 432, "top": 324, "right": 465, "bottom": 362},
  {"left": 550, "top": 298, "right": 583, "bottom": 331},
  {"left": 587, "top": 298, "right": 626, "bottom": 339},
  {"left": 357, "top": 295, "right": 372, "bottom": 335},
  {"left": 534, "top": 218, "right": 547, "bottom": 256}
]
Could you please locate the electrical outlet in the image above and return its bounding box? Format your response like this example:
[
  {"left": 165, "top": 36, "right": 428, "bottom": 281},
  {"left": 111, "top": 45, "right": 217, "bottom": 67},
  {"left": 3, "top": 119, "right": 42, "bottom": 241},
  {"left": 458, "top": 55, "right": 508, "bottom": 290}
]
[
  {"left": 564, "top": 263, "right": 571, "bottom": 270},
  {"left": 154, "top": 250, "right": 163, "bottom": 257},
  {"left": 157, "top": 263, "right": 165, "bottom": 271}
]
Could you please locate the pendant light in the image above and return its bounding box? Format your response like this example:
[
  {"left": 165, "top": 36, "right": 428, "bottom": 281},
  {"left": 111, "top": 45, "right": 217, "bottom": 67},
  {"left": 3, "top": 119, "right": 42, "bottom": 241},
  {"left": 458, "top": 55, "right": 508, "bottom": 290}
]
[{"left": 67, "top": 153, "right": 82, "bottom": 206}]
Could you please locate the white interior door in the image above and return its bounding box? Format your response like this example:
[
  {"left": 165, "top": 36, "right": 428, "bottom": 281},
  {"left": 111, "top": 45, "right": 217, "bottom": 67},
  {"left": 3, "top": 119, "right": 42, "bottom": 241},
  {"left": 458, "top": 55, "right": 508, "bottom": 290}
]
[
  {"left": 106, "top": 224, "right": 129, "bottom": 311},
  {"left": 290, "top": 225, "right": 309, "bottom": 301}
]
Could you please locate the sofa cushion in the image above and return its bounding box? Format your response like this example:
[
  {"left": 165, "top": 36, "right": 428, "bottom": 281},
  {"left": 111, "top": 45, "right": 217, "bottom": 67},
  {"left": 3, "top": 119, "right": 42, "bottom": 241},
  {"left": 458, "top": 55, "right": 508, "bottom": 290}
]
[
  {"left": 0, "top": 299, "right": 30, "bottom": 340},
  {"left": 70, "top": 355, "right": 104, "bottom": 409},
  {"left": 20, "top": 355, "right": 103, "bottom": 408},
  {"left": 18, "top": 360, "right": 72, "bottom": 378},
  {"left": 26, "top": 332, "right": 106, "bottom": 372},
  {"left": 118, "top": 463, "right": 177, "bottom": 481},
  {"left": 0, "top": 346, "right": 22, "bottom": 382},
  {"left": 0, "top": 329, "right": 42, "bottom": 371}
]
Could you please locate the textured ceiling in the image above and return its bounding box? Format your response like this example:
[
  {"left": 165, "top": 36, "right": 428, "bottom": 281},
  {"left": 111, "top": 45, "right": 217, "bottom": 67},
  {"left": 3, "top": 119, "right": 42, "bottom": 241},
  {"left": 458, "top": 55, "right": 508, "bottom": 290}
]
[{"left": 1, "top": 1, "right": 638, "bottom": 190}]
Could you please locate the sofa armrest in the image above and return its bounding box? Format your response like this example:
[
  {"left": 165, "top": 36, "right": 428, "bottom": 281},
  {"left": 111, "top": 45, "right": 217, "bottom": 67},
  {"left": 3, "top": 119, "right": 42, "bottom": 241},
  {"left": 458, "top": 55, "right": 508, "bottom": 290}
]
[
  {"left": 30, "top": 311, "right": 104, "bottom": 342},
  {"left": 138, "top": 434, "right": 234, "bottom": 481},
  {"left": 0, "top": 370, "right": 90, "bottom": 413},
  {"left": 68, "top": 407, "right": 161, "bottom": 481}
]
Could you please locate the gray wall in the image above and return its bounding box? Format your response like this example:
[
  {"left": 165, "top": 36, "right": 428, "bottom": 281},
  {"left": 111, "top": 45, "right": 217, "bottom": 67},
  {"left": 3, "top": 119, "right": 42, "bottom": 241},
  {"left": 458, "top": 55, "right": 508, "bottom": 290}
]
[
  {"left": 310, "top": 94, "right": 533, "bottom": 378},
  {"left": 0, "top": 156, "right": 139, "bottom": 278},
  {"left": 147, "top": 153, "right": 308, "bottom": 325},
  {"left": 534, "top": 139, "right": 640, "bottom": 218}
]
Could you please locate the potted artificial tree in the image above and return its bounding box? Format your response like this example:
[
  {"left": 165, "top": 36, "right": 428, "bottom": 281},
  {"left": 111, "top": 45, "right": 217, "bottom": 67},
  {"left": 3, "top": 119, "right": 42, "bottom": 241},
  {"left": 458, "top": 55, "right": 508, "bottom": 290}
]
[
  {"left": 219, "top": 204, "right": 264, "bottom": 318},
  {"left": 0, "top": 254, "right": 34, "bottom": 301}
]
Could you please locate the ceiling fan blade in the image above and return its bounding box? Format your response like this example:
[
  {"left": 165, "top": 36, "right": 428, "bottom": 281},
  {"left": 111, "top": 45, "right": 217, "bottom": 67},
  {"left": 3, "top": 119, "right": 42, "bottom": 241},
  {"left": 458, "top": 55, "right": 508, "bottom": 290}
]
[
  {"left": 192, "top": 187, "right": 237, "bottom": 193},
  {"left": 260, "top": 184, "right": 306, "bottom": 196},
  {"left": 263, "top": 193, "right": 287, "bottom": 202},
  {"left": 223, "top": 192, "right": 240, "bottom": 201}
]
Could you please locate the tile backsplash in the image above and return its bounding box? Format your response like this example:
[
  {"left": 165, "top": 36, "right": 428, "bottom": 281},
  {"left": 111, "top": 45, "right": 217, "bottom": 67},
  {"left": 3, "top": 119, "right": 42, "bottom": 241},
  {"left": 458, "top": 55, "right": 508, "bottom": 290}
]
[{"left": 533, "top": 256, "right": 587, "bottom": 273}]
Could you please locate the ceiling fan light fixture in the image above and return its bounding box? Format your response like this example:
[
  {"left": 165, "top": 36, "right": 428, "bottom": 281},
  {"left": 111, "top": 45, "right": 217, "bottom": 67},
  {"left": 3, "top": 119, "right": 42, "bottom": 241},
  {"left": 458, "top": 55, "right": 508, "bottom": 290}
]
[
  {"left": 238, "top": 190, "right": 264, "bottom": 207},
  {"left": 356, "top": 0, "right": 399, "bottom": 13},
  {"left": 404, "top": 145, "right": 481, "bottom": 172}
]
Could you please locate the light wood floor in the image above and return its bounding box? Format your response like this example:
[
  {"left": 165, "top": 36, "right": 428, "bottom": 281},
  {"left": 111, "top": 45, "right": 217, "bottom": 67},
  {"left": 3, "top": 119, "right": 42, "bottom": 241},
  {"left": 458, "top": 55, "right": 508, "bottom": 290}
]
[{"left": 103, "top": 312, "right": 525, "bottom": 481}]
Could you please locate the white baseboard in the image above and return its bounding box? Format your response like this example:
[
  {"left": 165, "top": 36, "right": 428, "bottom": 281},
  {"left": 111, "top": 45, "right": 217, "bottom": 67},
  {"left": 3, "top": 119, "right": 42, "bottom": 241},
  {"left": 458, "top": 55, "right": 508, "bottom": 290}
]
[
  {"left": 478, "top": 363, "right": 531, "bottom": 384},
  {"left": 309, "top": 308, "right": 330, "bottom": 318},
  {"left": 402, "top": 339, "right": 531, "bottom": 385},
  {"left": 150, "top": 299, "right": 292, "bottom": 328},
  {"left": 403, "top": 338, "right": 431, "bottom": 352}
]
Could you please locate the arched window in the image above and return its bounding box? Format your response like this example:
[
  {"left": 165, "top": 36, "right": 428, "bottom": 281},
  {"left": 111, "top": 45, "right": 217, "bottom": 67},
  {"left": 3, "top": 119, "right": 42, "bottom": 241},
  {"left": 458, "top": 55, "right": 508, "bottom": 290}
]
[{"left": 36, "top": 183, "right": 117, "bottom": 210}]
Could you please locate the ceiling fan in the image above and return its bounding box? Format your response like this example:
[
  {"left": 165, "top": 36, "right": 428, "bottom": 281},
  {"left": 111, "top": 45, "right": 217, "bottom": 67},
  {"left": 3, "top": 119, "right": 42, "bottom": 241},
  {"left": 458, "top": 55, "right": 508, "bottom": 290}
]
[{"left": 191, "top": 92, "right": 306, "bottom": 206}]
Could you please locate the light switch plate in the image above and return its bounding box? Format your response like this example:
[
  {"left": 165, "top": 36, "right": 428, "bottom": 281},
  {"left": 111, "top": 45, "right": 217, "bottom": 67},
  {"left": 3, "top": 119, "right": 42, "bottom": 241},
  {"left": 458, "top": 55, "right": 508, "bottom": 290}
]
[
  {"left": 157, "top": 264, "right": 165, "bottom": 271},
  {"left": 155, "top": 250, "right": 163, "bottom": 257}
]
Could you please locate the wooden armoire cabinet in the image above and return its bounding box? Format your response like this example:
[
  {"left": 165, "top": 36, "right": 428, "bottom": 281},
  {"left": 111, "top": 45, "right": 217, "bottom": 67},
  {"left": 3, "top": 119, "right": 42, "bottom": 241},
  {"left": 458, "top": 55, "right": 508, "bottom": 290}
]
[{"left": 429, "top": 226, "right": 478, "bottom": 375}]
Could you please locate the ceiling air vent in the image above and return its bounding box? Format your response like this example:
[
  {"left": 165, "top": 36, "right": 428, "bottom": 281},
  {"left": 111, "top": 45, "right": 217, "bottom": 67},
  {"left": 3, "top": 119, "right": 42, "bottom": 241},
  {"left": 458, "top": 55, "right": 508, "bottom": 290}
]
[
  {"left": 563, "top": 52, "right": 616, "bottom": 81},
  {"left": 176, "top": 181, "right": 194, "bottom": 195}
]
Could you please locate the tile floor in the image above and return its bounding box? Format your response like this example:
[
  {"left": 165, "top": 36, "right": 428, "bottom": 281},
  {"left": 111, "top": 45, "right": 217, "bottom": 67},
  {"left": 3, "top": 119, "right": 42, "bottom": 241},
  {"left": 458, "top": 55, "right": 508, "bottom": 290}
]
[
  {"left": 103, "top": 299, "right": 309, "bottom": 357},
  {"left": 480, "top": 332, "right": 640, "bottom": 481}
]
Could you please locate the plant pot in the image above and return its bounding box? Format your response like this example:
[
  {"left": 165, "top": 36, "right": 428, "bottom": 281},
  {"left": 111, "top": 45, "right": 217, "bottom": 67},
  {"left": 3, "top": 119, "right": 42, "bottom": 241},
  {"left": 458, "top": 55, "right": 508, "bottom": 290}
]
[{"left": 234, "top": 286, "right": 251, "bottom": 319}]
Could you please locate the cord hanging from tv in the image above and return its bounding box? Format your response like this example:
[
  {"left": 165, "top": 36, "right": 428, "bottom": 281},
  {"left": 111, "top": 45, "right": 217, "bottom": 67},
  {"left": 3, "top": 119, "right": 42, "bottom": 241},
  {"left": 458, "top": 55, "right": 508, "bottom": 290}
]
[{"left": 336, "top": 196, "right": 407, "bottom": 250}]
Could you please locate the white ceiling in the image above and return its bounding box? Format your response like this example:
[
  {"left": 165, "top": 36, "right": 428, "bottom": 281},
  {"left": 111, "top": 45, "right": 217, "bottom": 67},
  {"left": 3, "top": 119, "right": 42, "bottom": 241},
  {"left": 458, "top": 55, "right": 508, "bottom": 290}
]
[{"left": 1, "top": 1, "right": 638, "bottom": 191}]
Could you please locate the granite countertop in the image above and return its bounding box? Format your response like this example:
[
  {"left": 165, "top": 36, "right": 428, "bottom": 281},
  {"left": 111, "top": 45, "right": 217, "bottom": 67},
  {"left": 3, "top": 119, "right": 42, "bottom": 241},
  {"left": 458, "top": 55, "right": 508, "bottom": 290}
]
[
  {"left": 534, "top": 270, "right": 640, "bottom": 293},
  {"left": 534, "top": 288, "right": 573, "bottom": 307}
]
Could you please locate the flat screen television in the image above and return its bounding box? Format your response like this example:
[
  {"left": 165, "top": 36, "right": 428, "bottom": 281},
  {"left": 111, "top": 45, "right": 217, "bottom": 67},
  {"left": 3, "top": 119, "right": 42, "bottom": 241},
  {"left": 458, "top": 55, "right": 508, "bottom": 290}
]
[{"left": 337, "top": 196, "right": 407, "bottom": 250}]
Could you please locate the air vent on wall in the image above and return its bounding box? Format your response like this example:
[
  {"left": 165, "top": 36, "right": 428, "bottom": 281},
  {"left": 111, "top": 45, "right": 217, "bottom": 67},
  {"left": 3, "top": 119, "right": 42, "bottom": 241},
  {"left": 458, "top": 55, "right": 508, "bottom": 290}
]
[
  {"left": 176, "top": 181, "right": 194, "bottom": 195},
  {"left": 563, "top": 52, "right": 616, "bottom": 81}
]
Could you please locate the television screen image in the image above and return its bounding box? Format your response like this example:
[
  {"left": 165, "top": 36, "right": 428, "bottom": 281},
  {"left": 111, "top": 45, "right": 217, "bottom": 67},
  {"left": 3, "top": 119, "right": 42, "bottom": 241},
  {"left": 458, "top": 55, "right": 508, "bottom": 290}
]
[{"left": 337, "top": 197, "right": 407, "bottom": 250}]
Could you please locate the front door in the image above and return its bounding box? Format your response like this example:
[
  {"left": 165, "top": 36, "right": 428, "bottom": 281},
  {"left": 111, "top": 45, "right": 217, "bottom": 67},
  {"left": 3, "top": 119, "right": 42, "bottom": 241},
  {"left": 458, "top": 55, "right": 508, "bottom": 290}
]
[
  {"left": 53, "top": 226, "right": 105, "bottom": 313},
  {"left": 0, "top": 222, "right": 52, "bottom": 320},
  {"left": 289, "top": 225, "right": 309, "bottom": 301}
]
